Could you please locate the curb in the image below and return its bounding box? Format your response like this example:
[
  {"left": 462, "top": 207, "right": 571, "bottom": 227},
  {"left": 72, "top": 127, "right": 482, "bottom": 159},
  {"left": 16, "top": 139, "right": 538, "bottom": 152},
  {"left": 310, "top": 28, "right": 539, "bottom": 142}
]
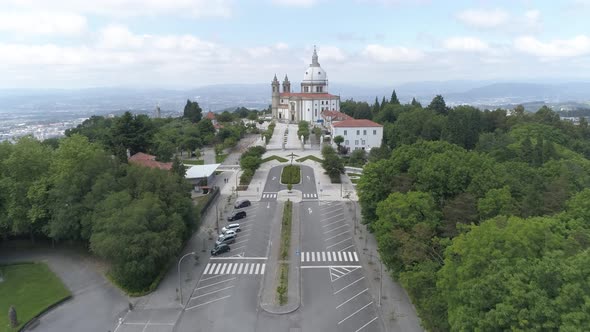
[{"left": 258, "top": 200, "right": 301, "bottom": 315}]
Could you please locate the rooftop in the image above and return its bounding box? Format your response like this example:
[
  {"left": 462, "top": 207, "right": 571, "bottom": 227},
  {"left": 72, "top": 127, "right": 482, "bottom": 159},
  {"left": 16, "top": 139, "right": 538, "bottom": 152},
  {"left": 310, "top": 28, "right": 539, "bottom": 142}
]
[
  {"left": 332, "top": 119, "right": 383, "bottom": 128},
  {"left": 186, "top": 163, "right": 221, "bottom": 179},
  {"left": 129, "top": 152, "right": 173, "bottom": 170}
]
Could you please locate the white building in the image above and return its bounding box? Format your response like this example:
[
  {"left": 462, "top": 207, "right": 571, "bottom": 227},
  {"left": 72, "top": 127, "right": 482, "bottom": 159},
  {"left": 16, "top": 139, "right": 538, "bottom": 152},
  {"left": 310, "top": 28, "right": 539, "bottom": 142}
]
[
  {"left": 332, "top": 119, "right": 383, "bottom": 152},
  {"left": 271, "top": 47, "right": 340, "bottom": 123}
]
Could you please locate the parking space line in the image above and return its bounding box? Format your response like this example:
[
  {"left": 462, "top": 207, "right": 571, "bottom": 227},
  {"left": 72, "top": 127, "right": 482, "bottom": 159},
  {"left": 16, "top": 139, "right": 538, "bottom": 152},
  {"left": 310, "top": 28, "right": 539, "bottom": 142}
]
[
  {"left": 336, "top": 288, "right": 368, "bottom": 309},
  {"left": 231, "top": 245, "right": 247, "bottom": 252},
  {"left": 323, "top": 213, "right": 345, "bottom": 222},
  {"left": 191, "top": 285, "right": 234, "bottom": 299},
  {"left": 301, "top": 265, "right": 361, "bottom": 269},
  {"left": 185, "top": 295, "right": 231, "bottom": 310},
  {"left": 141, "top": 319, "right": 150, "bottom": 332},
  {"left": 355, "top": 316, "right": 378, "bottom": 332},
  {"left": 260, "top": 263, "right": 266, "bottom": 274},
  {"left": 196, "top": 277, "right": 236, "bottom": 290},
  {"left": 325, "top": 230, "right": 350, "bottom": 241},
  {"left": 338, "top": 244, "right": 355, "bottom": 252},
  {"left": 327, "top": 238, "right": 352, "bottom": 249},
  {"left": 322, "top": 252, "right": 326, "bottom": 261},
  {"left": 324, "top": 223, "right": 347, "bottom": 232},
  {"left": 249, "top": 264, "right": 255, "bottom": 274},
  {"left": 210, "top": 256, "right": 267, "bottom": 260},
  {"left": 338, "top": 302, "right": 373, "bottom": 325},
  {"left": 334, "top": 276, "right": 365, "bottom": 294},
  {"left": 219, "top": 264, "right": 227, "bottom": 274},
  {"left": 200, "top": 274, "right": 227, "bottom": 282}
]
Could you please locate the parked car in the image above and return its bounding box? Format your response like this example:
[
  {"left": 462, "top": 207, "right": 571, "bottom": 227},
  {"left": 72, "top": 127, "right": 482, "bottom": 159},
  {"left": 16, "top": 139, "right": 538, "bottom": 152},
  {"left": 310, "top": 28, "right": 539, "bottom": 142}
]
[
  {"left": 215, "top": 233, "right": 236, "bottom": 246},
  {"left": 234, "top": 199, "right": 251, "bottom": 209},
  {"left": 227, "top": 210, "right": 246, "bottom": 221},
  {"left": 222, "top": 223, "right": 241, "bottom": 233},
  {"left": 218, "top": 230, "right": 236, "bottom": 239},
  {"left": 211, "top": 243, "right": 230, "bottom": 256}
]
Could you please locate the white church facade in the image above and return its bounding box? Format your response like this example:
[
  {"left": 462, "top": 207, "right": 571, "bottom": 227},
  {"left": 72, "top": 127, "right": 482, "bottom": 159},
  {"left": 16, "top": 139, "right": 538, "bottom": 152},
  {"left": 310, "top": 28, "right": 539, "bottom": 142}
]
[{"left": 271, "top": 47, "right": 340, "bottom": 122}]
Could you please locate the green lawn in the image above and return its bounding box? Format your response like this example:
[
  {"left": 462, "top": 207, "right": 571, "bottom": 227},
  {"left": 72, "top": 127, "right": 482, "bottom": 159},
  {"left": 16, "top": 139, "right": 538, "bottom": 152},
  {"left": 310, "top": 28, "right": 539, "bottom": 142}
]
[
  {"left": 0, "top": 263, "right": 70, "bottom": 331},
  {"left": 215, "top": 154, "right": 228, "bottom": 163},
  {"left": 296, "top": 155, "right": 323, "bottom": 163},
  {"left": 182, "top": 159, "right": 204, "bottom": 165},
  {"left": 261, "top": 155, "right": 288, "bottom": 163},
  {"left": 281, "top": 165, "right": 301, "bottom": 184}
]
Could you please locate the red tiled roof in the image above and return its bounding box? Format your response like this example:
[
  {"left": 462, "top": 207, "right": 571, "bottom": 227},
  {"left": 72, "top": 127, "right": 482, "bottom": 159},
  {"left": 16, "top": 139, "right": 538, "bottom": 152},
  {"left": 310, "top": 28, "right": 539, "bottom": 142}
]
[
  {"left": 322, "top": 110, "right": 353, "bottom": 121},
  {"left": 332, "top": 119, "right": 383, "bottom": 128},
  {"left": 206, "top": 111, "right": 216, "bottom": 120},
  {"left": 280, "top": 93, "right": 338, "bottom": 98},
  {"left": 129, "top": 152, "right": 173, "bottom": 170}
]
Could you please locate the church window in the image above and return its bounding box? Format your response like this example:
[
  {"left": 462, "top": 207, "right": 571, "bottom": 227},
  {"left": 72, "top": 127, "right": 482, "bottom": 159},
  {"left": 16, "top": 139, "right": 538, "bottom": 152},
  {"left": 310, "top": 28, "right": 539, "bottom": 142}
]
[
  {"left": 304, "top": 86, "right": 309, "bottom": 92},
  {"left": 362, "top": 139, "right": 366, "bottom": 145},
  {"left": 291, "top": 104, "right": 295, "bottom": 111},
  {"left": 318, "top": 72, "right": 321, "bottom": 75},
  {"left": 315, "top": 110, "right": 317, "bottom": 116},
  {"left": 355, "top": 140, "right": 359, "bottom": 145}
]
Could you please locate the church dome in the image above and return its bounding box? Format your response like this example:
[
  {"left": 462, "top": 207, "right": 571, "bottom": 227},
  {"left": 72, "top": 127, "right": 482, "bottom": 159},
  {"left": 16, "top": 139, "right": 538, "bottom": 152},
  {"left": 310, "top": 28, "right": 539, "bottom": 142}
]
[{"left": 302, "top": 47, "right": 328, "bottom": 83}]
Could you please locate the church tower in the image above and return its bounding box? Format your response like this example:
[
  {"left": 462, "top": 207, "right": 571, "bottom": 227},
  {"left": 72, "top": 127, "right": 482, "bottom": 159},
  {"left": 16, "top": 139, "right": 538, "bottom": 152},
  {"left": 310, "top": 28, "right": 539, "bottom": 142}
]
[
  {"left": 282, "top": 75, "right": 291, "bottom": 93},
  {"left": 271, "top": 74, "right": 280, "bottom": 118}
]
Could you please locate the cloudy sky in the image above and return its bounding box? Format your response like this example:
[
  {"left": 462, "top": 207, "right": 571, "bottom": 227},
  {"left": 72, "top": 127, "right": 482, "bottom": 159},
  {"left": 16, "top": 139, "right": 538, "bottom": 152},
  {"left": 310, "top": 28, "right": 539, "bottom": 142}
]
[{"left": 1, "top": 0, "right": 590, "bottom": 89}]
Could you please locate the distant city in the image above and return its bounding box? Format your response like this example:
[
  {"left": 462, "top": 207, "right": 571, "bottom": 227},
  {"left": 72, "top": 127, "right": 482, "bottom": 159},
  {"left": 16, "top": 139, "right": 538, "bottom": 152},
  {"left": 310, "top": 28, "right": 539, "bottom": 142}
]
[{"left": 1, "top": 81, "right": 589, "bottom": 142}]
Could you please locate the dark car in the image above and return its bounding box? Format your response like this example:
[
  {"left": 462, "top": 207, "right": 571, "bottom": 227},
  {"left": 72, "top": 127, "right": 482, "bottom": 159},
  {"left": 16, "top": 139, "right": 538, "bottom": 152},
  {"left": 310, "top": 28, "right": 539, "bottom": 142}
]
[
  {"left": 227, "top": 210, "right": 246, "bottom": 221},
  {"left": 211, "top": 243, "right": 230, "bottom": 256},
  {"left": 234, "top": 200, "right": 251, "bottom": 209}
]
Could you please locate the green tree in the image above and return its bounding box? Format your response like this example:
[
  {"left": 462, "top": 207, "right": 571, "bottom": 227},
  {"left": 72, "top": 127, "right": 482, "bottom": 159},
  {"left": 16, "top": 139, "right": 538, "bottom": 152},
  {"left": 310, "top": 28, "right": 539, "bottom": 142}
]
[
  {"left": 171, "top": 156, "right": 186, "bottom": 178},
  {"left": 411, "top": 97, "right": 422, "bottom": 108},
  {"left": 477, "top": 186, "right": 516, "bottom": 220},
  {"left": 348, "top": 149, "right": 367, "bottom": 167},
  {"left": 183, "top": 99, "right": 203, "bottom": 123},
  {"left": 90, "top": 191, "right": 185, "bottom": 291},
  {"left": 333, "top": 135, "right": 344, "bottom": 149},
  {"left": 390, "top": 89, "right": 400, "bottom": 105},
  {"left": 428, "top": 95, "right": 447, "bottom": 115}
]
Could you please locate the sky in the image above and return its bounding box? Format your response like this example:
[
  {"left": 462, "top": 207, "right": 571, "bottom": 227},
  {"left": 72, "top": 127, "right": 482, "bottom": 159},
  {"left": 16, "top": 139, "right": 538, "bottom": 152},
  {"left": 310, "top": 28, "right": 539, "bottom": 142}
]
[{"left": 1, "top": 0, "right": 590, "bottom": 89}]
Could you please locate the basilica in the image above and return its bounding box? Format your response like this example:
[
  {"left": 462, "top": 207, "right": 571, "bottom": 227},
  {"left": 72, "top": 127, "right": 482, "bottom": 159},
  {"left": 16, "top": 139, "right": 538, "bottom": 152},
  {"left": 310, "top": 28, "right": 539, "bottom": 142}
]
[{"left": 271, "top": 47, "right": 341, "bottom": 122}]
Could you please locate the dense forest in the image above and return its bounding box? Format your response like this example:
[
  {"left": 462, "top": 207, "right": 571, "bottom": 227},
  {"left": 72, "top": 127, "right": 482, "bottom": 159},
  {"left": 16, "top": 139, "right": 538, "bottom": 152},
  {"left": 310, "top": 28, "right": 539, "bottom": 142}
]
[
  {"left": 356, "top": 92, "right": 590, "bottom": 330},
  {"left": 0, "top": 102, "right": 260, "bottom": 293}
]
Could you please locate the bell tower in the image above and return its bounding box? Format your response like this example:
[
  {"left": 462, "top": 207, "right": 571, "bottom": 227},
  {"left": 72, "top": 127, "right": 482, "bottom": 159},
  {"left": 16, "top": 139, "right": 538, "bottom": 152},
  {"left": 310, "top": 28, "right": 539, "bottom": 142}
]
[{"left": 271, "top": 74, "right": 280, "bottom": 119}]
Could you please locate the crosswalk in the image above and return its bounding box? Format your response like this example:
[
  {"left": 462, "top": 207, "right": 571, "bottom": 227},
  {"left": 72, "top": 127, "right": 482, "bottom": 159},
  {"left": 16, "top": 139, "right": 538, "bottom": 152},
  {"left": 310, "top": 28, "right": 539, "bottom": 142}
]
[
  {"left": 300, "top": 251, "right": 358, "bottom": 263},
  {"left": 303, "top": 193, "right": 318, "bottom": 199},
  {"left": 262, "top": 192, "right": 277, "bottom": 199},
  {"left": 203, "top": 262, "right": 266, "bottom": 275}
]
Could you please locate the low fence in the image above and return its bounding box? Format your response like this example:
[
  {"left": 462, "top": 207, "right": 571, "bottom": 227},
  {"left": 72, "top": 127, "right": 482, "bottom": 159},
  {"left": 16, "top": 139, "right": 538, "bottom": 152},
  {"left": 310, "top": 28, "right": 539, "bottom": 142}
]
[
  {"left": 199, "top": 186, "right": 220, "bottom": 217},
  {"left": 345, "top": 166, "right": 363, "bottom": 174}
]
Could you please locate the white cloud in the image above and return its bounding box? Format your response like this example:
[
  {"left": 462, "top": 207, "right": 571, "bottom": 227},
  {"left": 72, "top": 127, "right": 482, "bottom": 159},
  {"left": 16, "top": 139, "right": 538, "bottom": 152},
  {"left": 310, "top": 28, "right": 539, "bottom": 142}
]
[
  {"left": 4, "top": 0, "right": 232, "bottom": 18},
  {"left": 275, "top": 42, "right": 289, "bottom": 50},
  {"left": 271, "top": 0, "right": 318, "bottom": 7},
  {"left": 0, "top": 11, "right": 87, "bottom": 36},
  {"left": 514, "top": 35, "right": 590, "bottom": 57},
  {"left": 443, "top": 37, "right": 489, "bottom": 52},
  {"left": 456, "top": 8, "right": 509, "bottom": 29},
  {"left": 316, "top": 46, "right": 347, "bottom": 62},
  {"left": 362, "top": 44, "right": 424, "bottom": 62},
  {"left": 246, "top": 46, "right": 273, "bottom": 58},
  {"left": 98, "top": 25, "right": 144, "bottom": 49}
]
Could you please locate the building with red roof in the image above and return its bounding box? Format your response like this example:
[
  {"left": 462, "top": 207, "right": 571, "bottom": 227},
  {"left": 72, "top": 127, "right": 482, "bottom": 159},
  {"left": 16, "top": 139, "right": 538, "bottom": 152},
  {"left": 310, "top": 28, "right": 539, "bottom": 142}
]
[
  {"left": 128, "top": 152, "right": 173, "bottom": 171},
  {"left": 331, "top": 119, "right": 383, "bottom": 152},
  {"left": 271, "top": 47, "right": 340, "bottom": 122}
]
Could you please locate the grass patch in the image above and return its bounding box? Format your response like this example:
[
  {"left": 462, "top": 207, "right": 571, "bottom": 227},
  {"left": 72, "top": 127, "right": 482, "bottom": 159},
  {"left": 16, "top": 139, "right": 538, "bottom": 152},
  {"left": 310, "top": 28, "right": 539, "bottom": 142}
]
[
  {"left": 215, "top": 154, "right": 228, "bottom": 163},
  {"left": 276, "top": 200, "right": 293, "bottom": 305},
  {"left": 281, "top": 165, "right": 301, "bottom": 184},
  {"left": 277, "top": 263, "right": 289, "bottom": 305},
  {"left": 296, "top": 155, "right": 323, "bottom": 163},
  {"left": 0, "top": 262, "right": 71, "bottom": 331},
  {"left": 261, "top": 155, "right": 288, "bottom": 163},
  {"left": 182, "top": 159, "right": 204, "bottom": 165},
  {"left": 192, "top": 195, "right": 210, "bottom": 211}
]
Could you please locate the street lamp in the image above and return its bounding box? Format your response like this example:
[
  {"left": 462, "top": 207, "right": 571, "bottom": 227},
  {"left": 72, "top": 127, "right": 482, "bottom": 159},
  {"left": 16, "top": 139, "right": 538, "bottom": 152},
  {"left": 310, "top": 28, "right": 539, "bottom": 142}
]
[
  {"left": 178, "top": 251, "right": 196, "bottom": 306},
  {"left": 235, "top": 169, "right": 242, "bottom": 198}
]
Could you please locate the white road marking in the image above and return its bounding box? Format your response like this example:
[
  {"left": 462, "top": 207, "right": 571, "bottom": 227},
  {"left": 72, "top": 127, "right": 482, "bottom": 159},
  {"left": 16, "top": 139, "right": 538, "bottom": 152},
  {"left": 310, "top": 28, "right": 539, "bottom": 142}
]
[
  {"left": 334, "top": 276, "right": 365, "bottom": 294},
  {"left": 196, "top": 277, "right": 236, "bottom": 291},
  {"left": 325, "top": 230, "right": 350, "bottom": 241},
  {"left": 336, "top": 288, "right": 368, "bottom": 309},
  {"left": 213, "top": 264, "right": 222, "bottom": 274},
  {"left": 301, "top": 265, "right": 361, "bottom": 269},
  {"left": 323, "top": 220, "right": 342, "bottom": 228},
  {"left": 261, "top": 263, "right": 266, "bottom": 274},
  {"left": 210, "top": 256, "right": 267, "bottom": 260},
  {"left": 219, "top": 264, "right": 227, "bottom": 274},
  {"left": 353, "top": 252, "right": 359, "bottom": 261},
  {"left": 338, "top": 302, "right": 373, "bottom": 325},
  {"left": 203, "top": 263, "right": 212, "bottom": 274},
  {"left": 191, "top": 285, "right": 234, "bottom": 300},
  {"left": 355, "top": 317, "right": 379, "bottom": 332},
  {"left": 324, "top": 223, "right": 347, "bottom": 233},
  {"left": 185, "top": 295, "right": 231, "bottom": 310},
  {"left": 338, "top": 244, "right": 355, "bottom": 252}
]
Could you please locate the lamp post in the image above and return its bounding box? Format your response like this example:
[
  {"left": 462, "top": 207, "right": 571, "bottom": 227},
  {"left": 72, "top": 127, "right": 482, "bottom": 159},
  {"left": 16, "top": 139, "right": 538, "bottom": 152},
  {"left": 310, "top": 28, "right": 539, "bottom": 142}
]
[
  {"left": 178, "top": 251, "right": 196, "bottom": 306},
  {"left": 235, "top": 169, "right": 242, "bottom": 198}
]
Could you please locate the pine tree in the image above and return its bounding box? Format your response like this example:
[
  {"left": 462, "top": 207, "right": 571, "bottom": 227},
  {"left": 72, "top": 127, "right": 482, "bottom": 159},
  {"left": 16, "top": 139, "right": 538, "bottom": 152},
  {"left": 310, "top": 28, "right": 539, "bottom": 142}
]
[
  {"left": 372, "top": 97, "right": 380, "bottom": 116},
  {"left": 391, "top": 89, "right": 400, "bottom": 105},
  {"left": 411, "top": 97, "right": 422, "bottom": 108},
  {"left": 381, "top": 96, "right": 388, "bottom": 110}
]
